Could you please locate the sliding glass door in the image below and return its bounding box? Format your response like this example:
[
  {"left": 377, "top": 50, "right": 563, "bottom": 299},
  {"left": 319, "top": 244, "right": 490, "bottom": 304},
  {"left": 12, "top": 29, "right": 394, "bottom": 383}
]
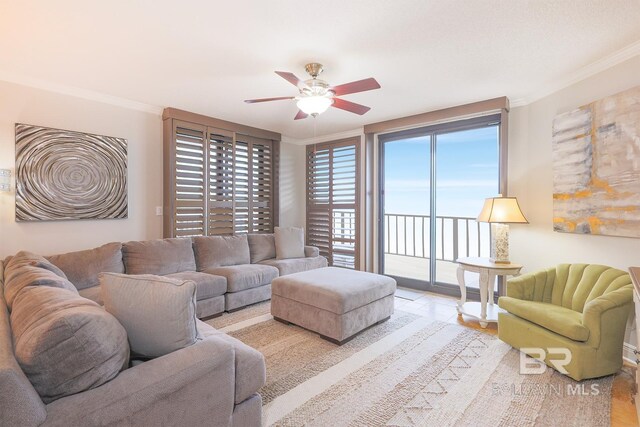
[
  {"left": 380, "top": 115, "right": 500, "bottom": 295},
  {"left": 381, "top": 135, "right": 431, "bottom": 284}
]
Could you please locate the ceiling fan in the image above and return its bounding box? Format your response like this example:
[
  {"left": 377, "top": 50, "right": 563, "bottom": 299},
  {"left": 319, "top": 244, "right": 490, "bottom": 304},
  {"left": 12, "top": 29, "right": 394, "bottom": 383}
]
[{"left": 244, "top": 63, "right": 381, "bottom": 120}]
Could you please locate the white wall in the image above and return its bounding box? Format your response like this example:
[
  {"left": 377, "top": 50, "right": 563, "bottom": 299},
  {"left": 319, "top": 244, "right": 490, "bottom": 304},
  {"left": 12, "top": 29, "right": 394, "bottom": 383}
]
[
  {"left": 508, "top": 56, "right": 640, "bottom": 352},
  {"left": 0, "top": 81, "right": 163, "bottom": 257},
  {"left": 508, "top": 55, "right": 640, "bottom": 274},
  {"left": 279, "top": 141, "right": 306, "bottom": 228},
  {"left": 0, "top": 80, "right": 307, "bottom": 259}
]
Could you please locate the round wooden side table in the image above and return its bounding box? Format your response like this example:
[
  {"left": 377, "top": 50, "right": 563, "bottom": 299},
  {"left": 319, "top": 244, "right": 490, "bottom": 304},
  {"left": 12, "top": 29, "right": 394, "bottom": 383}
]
[{"left": 455, "top": 257, "right": 523, "bottom": 328}]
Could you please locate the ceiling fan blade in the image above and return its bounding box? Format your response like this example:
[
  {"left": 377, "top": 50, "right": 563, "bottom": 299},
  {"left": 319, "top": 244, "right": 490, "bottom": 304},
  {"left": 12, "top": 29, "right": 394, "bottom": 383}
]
[
  {"left": 331, "top": 98, "right": 371, "bottom": 115},
  {"left": 294, "top": 110, "right": 308, "bottom": 120},
  {"left": 244, "top": 96, "right": 295, "bottom": 103},
  {"left": 275, "top": 71, "right": 308, "bottom": 89},
  {"left": 330, "top": 78, "right": 380, "bottom": 96}
]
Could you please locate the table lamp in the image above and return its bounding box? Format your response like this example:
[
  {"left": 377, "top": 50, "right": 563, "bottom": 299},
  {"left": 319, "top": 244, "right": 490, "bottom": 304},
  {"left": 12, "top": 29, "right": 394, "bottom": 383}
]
[{"left": 476, "top": 195, "right": 528, "bottom": 264}]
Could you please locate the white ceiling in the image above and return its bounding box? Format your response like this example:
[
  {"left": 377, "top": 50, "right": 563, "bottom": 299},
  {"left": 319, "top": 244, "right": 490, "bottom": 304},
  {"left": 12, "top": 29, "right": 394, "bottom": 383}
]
[{"left": 1, "top": 1, "right": 640, "bottom": 139}]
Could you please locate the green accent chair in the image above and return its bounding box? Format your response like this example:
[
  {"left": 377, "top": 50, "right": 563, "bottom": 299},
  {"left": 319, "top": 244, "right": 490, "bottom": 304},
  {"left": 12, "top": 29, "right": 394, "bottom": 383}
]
[{"left": 498, "top": 264, "right": 633, "bottom": 381}]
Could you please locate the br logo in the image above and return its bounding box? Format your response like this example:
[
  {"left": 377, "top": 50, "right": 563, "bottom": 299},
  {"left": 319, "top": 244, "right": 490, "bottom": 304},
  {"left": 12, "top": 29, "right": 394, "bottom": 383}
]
[{"left": 519, "top": 348, "right": 572, "bottom": 375}]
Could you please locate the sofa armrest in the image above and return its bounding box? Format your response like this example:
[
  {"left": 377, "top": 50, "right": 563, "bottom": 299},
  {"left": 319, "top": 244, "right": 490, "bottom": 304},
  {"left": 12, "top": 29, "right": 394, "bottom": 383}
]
[
  {"left": 582, "top": 287, "right": 633, "bottom": 348},
  {"left": 304, "top": 245, "right": 320, "bottom": 258},
  {"left": 43, "top": 336, "right": 236, "bottom": 427}
]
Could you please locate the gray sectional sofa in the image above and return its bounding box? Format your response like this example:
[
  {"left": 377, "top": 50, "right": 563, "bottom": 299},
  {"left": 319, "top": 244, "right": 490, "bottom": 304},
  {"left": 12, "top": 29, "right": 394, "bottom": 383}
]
[
  {"left": 44, "top": 233, "right": 327, "bottom": 318},
  {"left": 0, "top": 233, "right": 326, "bottom": 426},
  {"left": 0, "top": 251, "right": 266, "bottom": 426}
]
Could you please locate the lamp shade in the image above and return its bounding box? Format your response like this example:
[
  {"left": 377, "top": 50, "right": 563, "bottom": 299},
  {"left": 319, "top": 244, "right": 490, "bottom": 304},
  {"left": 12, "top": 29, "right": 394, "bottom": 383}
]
[{"left": 477, "top": 196, "right": 528, "bottom": 224}]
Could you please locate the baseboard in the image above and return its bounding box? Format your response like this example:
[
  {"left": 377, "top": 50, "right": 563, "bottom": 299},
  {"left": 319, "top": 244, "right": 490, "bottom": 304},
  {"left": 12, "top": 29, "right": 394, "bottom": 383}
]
[{"left": 623, "top": 343, "right": 637, "bottom": 365}]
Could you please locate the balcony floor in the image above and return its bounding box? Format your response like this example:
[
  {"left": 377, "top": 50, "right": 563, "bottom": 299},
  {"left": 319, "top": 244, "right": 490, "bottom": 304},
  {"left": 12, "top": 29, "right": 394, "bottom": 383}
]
[{"left": 383, "top": 253, "right": 484, "bottom": 290}]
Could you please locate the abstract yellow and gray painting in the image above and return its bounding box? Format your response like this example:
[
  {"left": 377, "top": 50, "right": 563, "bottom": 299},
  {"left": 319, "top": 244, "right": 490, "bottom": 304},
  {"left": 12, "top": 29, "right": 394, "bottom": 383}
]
[{"left": 552, "top": 85, "right": 640, "bottom": 238}]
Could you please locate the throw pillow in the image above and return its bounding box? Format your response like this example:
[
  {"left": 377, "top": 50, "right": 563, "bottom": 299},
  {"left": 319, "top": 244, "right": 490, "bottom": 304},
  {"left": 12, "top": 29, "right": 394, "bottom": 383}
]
[
  {"left": 275, "top": 227, "right": 305, "bottom": 260},
  {"left": 247, "top": 234, "right": 277, "bottom": 263},
  {"left": 11, "top": 286, "right": 129, "bottom": 403},
  {"left": 193, "top": 235, "right": 250, "bottom": 270},
  {"left": 47, "top": 242, "right": 124, "bottom": 290},
  {"left": 100, "top": 273, "right": 200, "bottom": 358},
  {"left": 122, "top": 238, "right": 196, "bottom": 276}
]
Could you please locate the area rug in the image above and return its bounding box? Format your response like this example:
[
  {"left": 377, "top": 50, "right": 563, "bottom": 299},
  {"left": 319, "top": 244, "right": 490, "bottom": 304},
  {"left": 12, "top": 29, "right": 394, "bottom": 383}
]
[{"left": 207, "top": 303, "right": 613, "bottom": 427}]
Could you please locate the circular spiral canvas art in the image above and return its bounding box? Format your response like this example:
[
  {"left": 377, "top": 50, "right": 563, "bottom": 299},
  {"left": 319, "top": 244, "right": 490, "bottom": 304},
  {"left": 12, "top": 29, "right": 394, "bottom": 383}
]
[{"left": 15, "top": 124, "right": 128, "bottom": 221}]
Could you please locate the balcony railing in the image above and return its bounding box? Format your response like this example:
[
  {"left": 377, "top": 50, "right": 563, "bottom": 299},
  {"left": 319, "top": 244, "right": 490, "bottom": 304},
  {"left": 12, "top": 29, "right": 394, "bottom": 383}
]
[{"left": 384, "top": 213, "right": 491, "bottom": 262}]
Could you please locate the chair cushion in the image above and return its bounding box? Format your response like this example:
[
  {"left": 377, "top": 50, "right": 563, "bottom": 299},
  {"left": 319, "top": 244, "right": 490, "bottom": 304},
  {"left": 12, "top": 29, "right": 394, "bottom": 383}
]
[
  {"left": 271, "top": 267, "right": 396, "bottom": 314},
  {"left": 10, "top": 286, "right": 129, "bottom": 403},
  {"left": 204, "top": 264, "right": 278, "bottom": 293},
  {"left": 274, "top": 226, "right": 305, "bottom": 260},
  {"left": 498, "top": 296, "right": 590, "bottom": 342},
  {"left": 47, "top": 242, "right": 124, "bottom": 290},
  {"left": 197, "top": 320, "right": 265, "bottom": 404},
  {"left": 164, "top": 271, "right": 227, "bottom": 300},
  {"left": 122, "top": 238, "right": 196, "bottom": 276},
  {"left": 259, "top": 256, "right": 328, "bottom": 276},
  {"left": 100, "top": 273, "right": 200, "bottom": 358},
  {"left": 193, "top": 235, "right": 250, "bottom": 270},
  {"left": 247, "top": 234, "right": 276, "bottom": 263}
]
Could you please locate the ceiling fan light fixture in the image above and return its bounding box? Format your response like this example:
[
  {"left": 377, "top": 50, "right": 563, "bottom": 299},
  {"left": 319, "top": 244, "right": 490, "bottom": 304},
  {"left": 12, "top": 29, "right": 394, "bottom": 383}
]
[{"left": 296, "top": 95, "right": 333, "bottom": 116}]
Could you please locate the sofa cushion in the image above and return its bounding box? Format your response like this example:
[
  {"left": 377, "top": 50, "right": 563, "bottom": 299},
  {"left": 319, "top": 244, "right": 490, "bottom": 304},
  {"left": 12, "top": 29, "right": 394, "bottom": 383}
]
[
  {"left": 31, "top": 259, "right": 67, "bottom": 279},
  {"left": 4, "top": 251, "right": 78, "bottom": 310},
  {"left": 164, "top": 271, "right": 227, "bottom": 301},
  {"left": 10, "top": 286, "right": 129, "bottom": 403},
  {"left": 100, "top": 273, "right": 200, "bottom": 358},
  {"left": 123, "top": 238, "right": 196, "bottom": 276},
  {"left": 259, "top": 256, "right": 328, "bottom": 276},
  {"left": 47, "top": 242, "right": 124, "bottom": 290},
  {"left": 0, "top": 284, "right": 48, "bottom": 426},
  {"left": 498, "top": 296, "right": 590, "bottom": 342},
  {"left": 79, "top": 285, "right": 103, "bottom": 305},
  {"left": 271, "top": 267, "right": 396, "bottom": 314},
  {"left": 193, "top": 235, "right": 250, "bottom": 270},
  {"left": 274, "top": 227, "right": 305, "bottom": 260},
  {"left": 197, "top": 320, "right": 266, "bottom": 404},
  {"left": 204, "top": 264, "right": 278, "bottom": 293},
  {"left": 304, "top": 245, "right": 320, "bottom": 258},
  {"left": 247, "top": 234, "right": 276, "bottom": 263}
]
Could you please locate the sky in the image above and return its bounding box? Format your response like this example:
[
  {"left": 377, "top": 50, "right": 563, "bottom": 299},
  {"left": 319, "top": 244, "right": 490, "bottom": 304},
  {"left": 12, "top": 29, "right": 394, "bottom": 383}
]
[{"left": 383, "top": 125, "right": 499, "bottom": 218}]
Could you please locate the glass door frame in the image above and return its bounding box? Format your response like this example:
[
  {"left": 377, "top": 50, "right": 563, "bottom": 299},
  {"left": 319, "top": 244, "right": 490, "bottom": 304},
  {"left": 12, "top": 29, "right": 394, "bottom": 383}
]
[{"left": 378, "top": 114, "right": 504, "bottom": 299}]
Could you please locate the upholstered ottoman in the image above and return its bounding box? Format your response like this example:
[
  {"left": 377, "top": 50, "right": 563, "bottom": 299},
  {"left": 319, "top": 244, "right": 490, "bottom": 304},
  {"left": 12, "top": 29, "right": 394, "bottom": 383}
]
[{"left": 271, "top": 267, "right": 396, "bottom": 344}]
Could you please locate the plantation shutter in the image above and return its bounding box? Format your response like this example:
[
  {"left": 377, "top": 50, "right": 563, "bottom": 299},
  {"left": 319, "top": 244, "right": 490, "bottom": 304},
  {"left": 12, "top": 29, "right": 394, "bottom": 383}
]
[
  {"left": 173, "top": 122, "right": 207, "bottom": 237},
  {"left": 249, "top": 137, "right": 274, "bottom": 233},
  {"left": 233, "top": 139, "right": 250, "bottom": 233},
  {"left": 208, "top": 129, "right": 234, "bottom": 235},
  {"left": 164, "top": 112, "right": 279, "bottom": 239},
  {"left": 235, "top": 135, "right": 274, "bottom": 234},
  {"left": 307, "top": 138, "right": 360, "bottom": 269}
]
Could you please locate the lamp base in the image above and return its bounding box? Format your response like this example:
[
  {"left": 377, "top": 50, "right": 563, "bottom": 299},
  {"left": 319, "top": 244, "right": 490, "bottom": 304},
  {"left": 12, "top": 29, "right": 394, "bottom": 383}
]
[{"left": 490, "top": 223, "right": 510, "bottom": 264}]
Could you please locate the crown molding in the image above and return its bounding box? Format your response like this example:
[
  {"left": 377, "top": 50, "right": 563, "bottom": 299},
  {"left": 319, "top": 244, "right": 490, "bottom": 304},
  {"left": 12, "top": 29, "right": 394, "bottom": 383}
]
[
  {"left": 285, "top": 40, "right": 640, "bottom": 140},
  {"left": 0, "top": 71, "right": 163, "bottom": 115},
  {"left": 511, "top": 39, "right": 640, "bottom": 107},
  {"left": 2, "top": 39, "right": 639, "bottom": 126},
  {"left": 282, "top": 127, "right": 365, "bottom": 145}
]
